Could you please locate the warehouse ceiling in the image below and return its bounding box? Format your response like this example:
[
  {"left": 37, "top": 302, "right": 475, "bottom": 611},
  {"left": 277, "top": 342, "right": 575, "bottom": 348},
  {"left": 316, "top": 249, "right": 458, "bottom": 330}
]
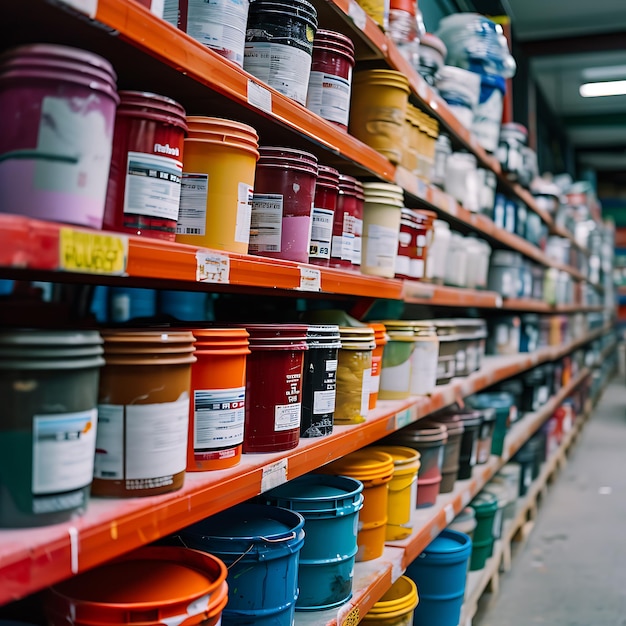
[{"left": 467, "top": 0, "right": 626, "bottom": 178}]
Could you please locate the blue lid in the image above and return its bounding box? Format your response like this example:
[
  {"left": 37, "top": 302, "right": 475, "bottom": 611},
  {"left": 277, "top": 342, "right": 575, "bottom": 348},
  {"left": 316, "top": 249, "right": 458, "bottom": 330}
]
[
  {"left": 264, "top": 474, "right": 363, "bottom": 501},
  {"left": 468, "top": 391, "right": 514, "bottom": 409},
  {"left": 424, "top": 529, "right": 472, "bottom": 556}
]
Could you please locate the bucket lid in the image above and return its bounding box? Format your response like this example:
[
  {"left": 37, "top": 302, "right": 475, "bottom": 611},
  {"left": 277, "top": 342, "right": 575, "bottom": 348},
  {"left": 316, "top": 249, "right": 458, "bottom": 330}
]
[
  {"left": 367, "top": 445, "right": 421, "bottom": 470},
  {"left": 306, "top": 324, "right": 341, "bottom": 348},
  {"left": 101, "top": 330, "right": 196, "bottom": 364},
  {"left": 478, "top": 407, "right": 497, "bottom": 423},
  {"left": 46, "top": 546, "right": 227, "bottom": 623},
  {"left": 467, "top": 391, "right": 514, "bottom": 410},
  {"left": 325, "top": 449, "right": 394, "bottom": 481},
  {"left": 353, "top": 69, "right": 410, "bottom": 93},
  {"left": 422, "top": 529, "right": 472, "bottom": 558},
  {"left": 366, "top": 576, "right": 419, "bottom": 615},
  {"left": 313, "top": 29, "right": 355, "bottom": 60},
  {"left": 237, "top": 324, "right": 309, "bottom": 350},
  {"left": 470, "top": 491, "right": 498, "bottom": 513},
  {"left": 191, "top": 328, "right": 250, "bottom": 353},
  {"left": 452, "top": 506, "right": 476, "bottom": 524},
  {"left": 117, "top": 91, "right": 187, "bottom": 131},
  {"left": 258, "top": 146, "right": 318, "bottom": 174},
  {"left": 248, "top": 0, "right": 318, "bottom": 28},
  {"left": 338, "top": 326, "right": 376, "bottom": 350},
  {"left": 382, "top": 320, "right": 437, "bottom": 335},
  {"left": 436, "top": 409, "right": 483, "bottom": 428},
  {"left": 482, "top": 483, "right": 509, "bottom": 507},
  {"left": 316, "top": 164, "right": 340, "bottom": 189},
  {"left": 186, "top": 116, "right": 259, "bottom": 155},
  {"left": 425, "top": 416, "right": 464, "bottom": 437},
  {"left": 387, "top": 422, "right": 448, "bottom": 445}
]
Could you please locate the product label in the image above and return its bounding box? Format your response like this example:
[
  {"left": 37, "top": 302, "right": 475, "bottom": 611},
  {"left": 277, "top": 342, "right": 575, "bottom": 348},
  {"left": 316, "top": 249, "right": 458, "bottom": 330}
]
[
  {"left": 361, "top": 367, "right": 372, "bottom": 415},
  {"left": 470, "top": 436, "right": 478, "bottom": 467},
  {"left": 410, "top": 341, "right": 438, "bottom": 395},
  {"left": 331, "top": 233, "right": 355, "bottom": 261},
  {"left": 177, "top": 173, "right": 208, "bottom": 235},
  {"left": 309, "top": 207, "right": 334, "bottom": 259},
  {"left": 94, "top": 397, "right": 189, "bottom": 487},
  {"left": 32, "top": 409, "right": 98, "bottom": 495},
  {"left": 249, "top": 193, "right": 283, "bottom": 252},
  {"left": 235, "top": 182, "right": 253, "bottom": 243},
  {"left": 365, "top": 224, "right": 397, "bottom": 271},
  {"left": 380, "top": 358, "right": 411, "bottom": 393},
  {"left": 123, "top": 151, "right": 182, "bottom": 220},
  {"left": 456, "top": 348, "right": 467, "bottom": 374},
  {"left": 410, "top": 258, "right": 425, "bottom": 279},
  {"left": 244, "top": 42, "right": 312, "bottom": 105},
  {"left": 370, "top": 354, "right": 382, "bottom": 394},
  {"left": 353, "top": 220, "right": 363, "bottom": 266},
  {"left": 193, "top": 387, "right": 245, "bottom": 449},
  {"left": 395, "top": 254, "right": 410, "bottom": 277},
  {"left": 306, "top": 71, "right": 352, "bottom": 127},
  {"left": 314, "top": 389, "right": 337, "bottom": 414},
  {"left": 59, "top": 228, "right": 128, "bottom": 276},
  {"left": 275, "top": 403, "right": 302, "bottom": 431}
]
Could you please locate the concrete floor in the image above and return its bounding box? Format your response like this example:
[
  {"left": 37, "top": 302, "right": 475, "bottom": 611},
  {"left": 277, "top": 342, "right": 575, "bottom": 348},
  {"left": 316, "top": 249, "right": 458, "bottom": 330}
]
[{"left": 476, "top": 379, "right": 626, "bottom": 626}]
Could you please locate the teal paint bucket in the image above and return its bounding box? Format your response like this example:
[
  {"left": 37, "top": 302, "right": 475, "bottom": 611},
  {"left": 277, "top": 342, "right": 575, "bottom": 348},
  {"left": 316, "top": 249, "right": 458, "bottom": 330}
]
[
  {"left": 262, "top": 474, "right": 364, "bottom": 610},
  {"left": 406, "top": 529, "right": 472, "bottom": 626},
  {"left": 467, "top": 391, "right": 514, "bottom": 456},
  {"left": 159, "top": 290, "right": 210, "bottom": 321},
  {"left": 179, "top": 502, "right": 305, "bottom": 626},
  {"left": 469, "top": 491, "right": 498, "bottom": 571}
]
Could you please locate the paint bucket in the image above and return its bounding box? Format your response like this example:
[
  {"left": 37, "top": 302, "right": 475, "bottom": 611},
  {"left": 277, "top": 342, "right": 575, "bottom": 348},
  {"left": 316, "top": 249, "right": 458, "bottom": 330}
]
[
  {"left": 0, "top": 330, "right": 103, "bottom": 528},
  {"left": 179, "top": 502, "right": 305, "bottom": 626},
  {"left": 171, "top": 0, "right": 250, "bottom": 66},
  {"left": 514, "top": 436, "right": 542, "bottom": 496},
  {"left": 367, "top": 322, "right": 388, "bottom": 410},
  {"left": 349, "top": 70, "right": 410, "bottom": 164},
  {"left": 90, "top": 285, "right": 109, "bottom": 322},
  {"left": 467, "top": 391, "right": 514, "bottom": 456},
  {"left": 369, "top": 445, "right": 420, "bottom": 540},
  {"left": 360, "top": 576, "right": 419, "bottom": 625},
  {"left": 472, "top": 72, "right": 506, "bottom": 153},
  {"left": 483, "top": 481, "right": 508, "bottom": 540},
  {"left": 334, "top": 326, "right": 376, "bottom": 424},
  {"left": 174, "top": 117, "right": 259, "bottom": 253},
  {"left": 92, "top": 330, "right": 196, "bottom": 497},
  {"left": 361, "top": 183, "right": 404, "bottom": 278},
  {"left": 309, "top": 165, "right": 340, "bottom": 266},
  {"left": 240, "top": 324, "right": 308, "bottom": 452},
  {"left": 496, "top": 463, "right": 521, "bottom": 518},
  {"left": 262, "top": 474, "right": 363, "bottom": 610},
  {"left": 406, "top": 529, "right": 472, "bottom": 626},
  {"left": 244, "top": 0, "right": 318, "bottom": 105},
  {"left": 379, "top": 327, "right": 416, "bottom": 400},
  {"left": 0, "top": 43, "right": 119, "bottom": 229},
  {"left": 109, "top": 286, "right": 158, "bottom": 322},
  {"left": 301, "top": 325, "right": 341, "bottom": 438},
  {"left": 159, "top": 290, "right": 210, "bottom": 321},
  {"left": 330, "top": 175, "right": 364, "bottom": 270},
  {"left": 45, "top": 546, "right": 228, "bottom": 626},
  {"left": 103, "top": 91, "right": 187, "bottom": 241},
  {"left": 448, "top": 506, "right": 477, "bottom": 542},
  {"left": 321, "top": 449, "right": 394, "bottom": 561},
  {"left": 427, "top": 416, "right": 464, "bottom": 494},
  {"left": 307, "top": 30, "right": 355, "bottom": 130},
  {"left": 382, "top": 423, "right": 448, "bottom": 508},
  {"left": 469, "top": 491, "right": 498, "bottom": 570},
  {"left": 187, "top": 328, "right": 249, "bottom": 471},
  {"left": 448, "top": 410, "right": 482, "bottom": 480},
  {"left": 476, "top": 407, "right": 496, "bottom": 464},
  {"left": 250, "top": 147, "right": 318, "bottom": 263}
]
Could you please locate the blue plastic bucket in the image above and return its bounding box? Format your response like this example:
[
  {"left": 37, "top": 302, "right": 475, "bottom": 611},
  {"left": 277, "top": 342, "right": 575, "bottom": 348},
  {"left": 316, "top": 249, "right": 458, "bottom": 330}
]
[
  {"left": 159, "top": 290, "right": 210, "bottom": 321},
  {"left": 90, "top": 285, "right": 109, "bottom": 322},
  {"left": 262, "top": 474, "right": 364, "bottom": 610},
  {"left": 406, "top": 529, "right": 472, "bottom": 626},
  {"left": 179, "top": 502, "right": 305, "bottom": 626},
  {"left": 109, "top": 286, "right": 157, "bottom": 322}
]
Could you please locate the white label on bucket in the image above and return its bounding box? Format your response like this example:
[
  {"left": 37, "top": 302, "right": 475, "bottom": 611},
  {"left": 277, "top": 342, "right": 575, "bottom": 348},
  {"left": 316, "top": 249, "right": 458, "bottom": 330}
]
[
  {"left": 470, "top": 436, "right": 479, "bottom": 467},
  {"left": 365, "top": 224, "right": 397, "bottom": 272},
  {"left": 123, "top": 151, "right": 183, "bottom": 221},
  {"left": 306, "top": 71, "right": 352, "bottom": 127},
  {"left": 361, "top": 367, "right": 372, "bottom": 416},
  {"left": 249, "top": 193, "right": 283, "bottom": 252},
  {"left": 244, "top": 42, "right": 312, "bottom": 105},
  {"left": 380, "top": 358, "right": 411, "bottom": 394},
  {"left": 235, "top": 182, "right": 253, "bottom": 243},
  {"left": 261, "top": 459, "right": 288, "bottom": 492},
  {"left": 32, "top": 409, "right": 97, "bottom": 495},
  {"left": 193, "top": 387, "right": 246, "bottom": 448},
  {"left": 275, "top": 403, "right": 301, "bottom": 432},
  {"left": 177, "top": 173, "right": 208, "bottom": 236},
  {"left": 196, "top": 251, "right": 230, "bottom": 283},
  {"left": 473, "top": 87, "right": 504, "bottom": 153},
  {"left": 58, "top": 0, "right": 97, "bottom": 17},
  {"left": 314, "top": 389, "right": 337, "bottom": 414},
  {"left": 93, "top": 405, "right": 124, "bottom": 479},
  {"left": 247, "top": 80, "right": 273, "bottom": 113},
  {"left": 410, "top": 258, "right": 425, "bottom": 279},
  {"left": 410, "top": 341, "right": 438, "bottom": 395},
  {"left": 298, "top": 266, "right": 321, "bottom": 291},
  {"left": 309, "top": 207, "right": 333, "bottom": 260}
]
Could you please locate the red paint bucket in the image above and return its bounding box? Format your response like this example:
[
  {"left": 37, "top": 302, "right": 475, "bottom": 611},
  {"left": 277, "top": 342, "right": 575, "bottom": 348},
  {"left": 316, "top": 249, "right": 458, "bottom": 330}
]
[
  {"left": 330, "top": 175, "right": 364, "bottom": 270},
  {"left": 250, "top": 148, "right": 318, "bottom": 263},
  {"left": 103, "top": 91, "right": 188, "bottom": 241},
  {"left": 307, "top": 30, "right": 355, "bottom": 131},
  {"left": 240, "top": 324, "right": 308, "bottom": 453},
  {"left": 309, "top": 165, "right": 340, "bottom": 267}
]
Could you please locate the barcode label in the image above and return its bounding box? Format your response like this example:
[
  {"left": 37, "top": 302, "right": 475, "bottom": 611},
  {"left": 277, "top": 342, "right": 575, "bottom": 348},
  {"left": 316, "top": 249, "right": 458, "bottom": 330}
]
[{"left": 249, "top": 193, "right": 283, "bottom": 252}]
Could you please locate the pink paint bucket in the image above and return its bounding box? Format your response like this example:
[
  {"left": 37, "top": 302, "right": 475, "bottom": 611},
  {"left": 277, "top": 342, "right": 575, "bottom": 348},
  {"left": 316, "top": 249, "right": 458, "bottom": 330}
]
[{"left": 0, "top": 44, "right": 119, "bottom": 229}]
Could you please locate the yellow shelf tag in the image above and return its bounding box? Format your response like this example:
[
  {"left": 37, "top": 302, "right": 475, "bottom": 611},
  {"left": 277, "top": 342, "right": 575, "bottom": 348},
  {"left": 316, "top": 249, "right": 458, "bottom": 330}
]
[{"left": 59, "top": 228, "right": 128, "bottom": 275}]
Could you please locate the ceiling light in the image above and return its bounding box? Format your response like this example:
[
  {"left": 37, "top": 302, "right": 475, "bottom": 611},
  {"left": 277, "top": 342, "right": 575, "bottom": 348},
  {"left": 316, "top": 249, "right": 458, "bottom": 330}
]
[{"left": 579, "top": 80, "right": 626, "bottom": 97}]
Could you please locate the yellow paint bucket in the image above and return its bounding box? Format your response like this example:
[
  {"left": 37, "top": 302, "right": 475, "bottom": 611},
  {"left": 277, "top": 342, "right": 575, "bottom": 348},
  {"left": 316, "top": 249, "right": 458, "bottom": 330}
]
[
  {"left": 369, "top": 445, "right": 420, "bottom": 540},
  {"left": 361, "top": 576, "right": 419, "bottom": 625},
  {"left": 175, "top": 116, "right": 259, "bottom": 253},
  {"left": 349, "top": 70, "right": 410, "bottom": 164}
]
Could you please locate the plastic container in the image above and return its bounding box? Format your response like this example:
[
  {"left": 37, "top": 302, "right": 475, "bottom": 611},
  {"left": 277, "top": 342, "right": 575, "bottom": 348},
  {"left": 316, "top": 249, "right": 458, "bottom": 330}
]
[
  {"left": 309, "top": 165, "right": 340, "bottom": 266},
  {"left": 467, "top": 392, "right": 514, "bottom": 456},
  {"left": 93, "top": 330, "right": 196, "bottom": 497},
  {"left": 186, "top": 328, "right": 249, "bottom": 471},
  {"left": 431, "top": 134, "right": 452, "bottom": 189},
  {"left": 406, "top": 529, "right": 472, "bottom": 626},
  {"left": 444, "top": 152, "right": 480, "bottom": 212},
  {"left": 349, "top": 70, "right": 410, "bottom": 164},
  {"left": 444, "top": 232, "right": 468, "bottom": 288},
  {"left": 0, "top": 44, "right": 119, "bottom": 229},
  {"left": 496, "top": 463, "right": 521, "bottom": 519},
  {"left": 45, "top": 546, "right": 228, "bottom": 626},
  {"left": 262, "top": 474, "right": 363, "bottom": 610},
  {"left": 453, "top": 409, "right": 482, "bottom": 479},
  {"left": 361, "top": 182, "right": 404, "bottom": 278},
  {"left": 433, "top": 320, "right": 460, "bottom": 383},
  {"left": 109, "top": 287, "right": 157, "bottom": 322},
  {"left": 488, "top": 315, "right": 521, "bottom": 356},
  {"left": 369, "top": 445, "right": 421, "bottom": 540},
  {"left": 103, "top": 91, "right": 187, "bottom": 241},
  {"left": 469, "top": 491, "right": 498, "bottom": 570},
  {"left": 240, "top": 324, "right": 308, "bottom": 453},
  {"left": 483, "top": 480, "right": 509, "bottom": 540},
  {"left": 436, "top": 66, "right": 480, "bottom": 130},
  {"left": 244, "top": 0, "right": 318, "bottom": 105},
  {"left": 175, "top": 117, "right": 259, "bottom": 253},
  {"left": 368, "top": 323, "right": 388, "bottom": 410},
  {"left": 301, "top": 325, "right": 341, "bottom": 438},
  {"left": 0, "top": 330, "right": 104, "bottom": 528},
  {"left": 497, "top": 123, "right": 528, "bottom": 182},
  {"left": 334, "top": 327, "right": 376, "bottom": 424},
  {"left": 472, "top": 73, "right": 506, "bottom": 152},
  {"left": 476, "top": 407, "right": 496, "bottom": 464},
  {"left": 180, "top": 502, "right": 305, "bottom": 626},
  {"left": 379, "top": 326, "right": 416, "bottom": 400},
  {"left": 425, "top": 219, "right": 451, "bottom": 283},
  {"left": 418, "top": 33, "right": 447, "bottom": 87},
  {"left": 360, "top": 575, "right": 419, "bottom": 625},
  {"left": 448, "top": 506, "right": 477, "bottom": 541},
  {"left": 382, "top": 422, "right": 447, "bottom": 507},
  {"left": 251, "top": 147, "right": 318, "bottom": 263},
  {"left": 427, "top": 416, "right": 464, "bottom": 493},
  {"left": 330, "top": 175, "right": 364, "bottom": 270},
  {"left": 321, "top": 449, "right": 394, "bottom": 561},
  {"left": 307, "top": 30, "right": 355, "bottom": 130},
  {"left": 514, "top": 436, "right": 543, "bottom": 496},
  {"left": 488, "top": 250, "right": 524, "bottom": 300},
  {"left": 465, "top": 237, "right": 492, "bottom": 290}
]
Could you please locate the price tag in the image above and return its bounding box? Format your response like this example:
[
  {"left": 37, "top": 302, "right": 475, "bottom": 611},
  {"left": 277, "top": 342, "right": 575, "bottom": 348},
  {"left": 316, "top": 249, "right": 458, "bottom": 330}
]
[
  {"left": 247, "top": 80, "right": 272, "bottom": 114},
  {"left": 395, "top": 409, "right": 412, "bottom": 429},
  {"left": 260, "top": 459, "right": 288, "bottom": 493},
  {"left": 495, "top": 295, "right": 503, "bottom": 308},
  {"left": 348, "top": 0, "right": 367, "bottom": 30},
  {"left": 57, "top": 0, "right": 97, "bottom": 17},
  {"left": 298, "top": 266, "right": 321, "bottom": 291},
  {"left": 59, "top": 228, "right": 128, "bottom": 275},
  {"left": 196, "top": 251, "right": 230, "bottom": 283}
]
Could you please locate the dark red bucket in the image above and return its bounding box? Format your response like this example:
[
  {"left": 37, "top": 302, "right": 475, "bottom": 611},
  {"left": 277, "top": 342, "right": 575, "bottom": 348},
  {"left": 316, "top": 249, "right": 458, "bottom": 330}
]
[
  {"left": 310, "top": 165, "right": 340, "bottom": 267},
  {"left": 330, "top": 175, "right": 364, "bottom": 271}
]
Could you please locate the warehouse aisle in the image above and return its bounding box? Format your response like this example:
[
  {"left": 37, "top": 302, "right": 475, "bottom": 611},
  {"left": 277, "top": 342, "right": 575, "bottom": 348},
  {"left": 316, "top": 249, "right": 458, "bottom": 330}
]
[{"left": 475, "top": 378, "right": 626, "bottom": 626}]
